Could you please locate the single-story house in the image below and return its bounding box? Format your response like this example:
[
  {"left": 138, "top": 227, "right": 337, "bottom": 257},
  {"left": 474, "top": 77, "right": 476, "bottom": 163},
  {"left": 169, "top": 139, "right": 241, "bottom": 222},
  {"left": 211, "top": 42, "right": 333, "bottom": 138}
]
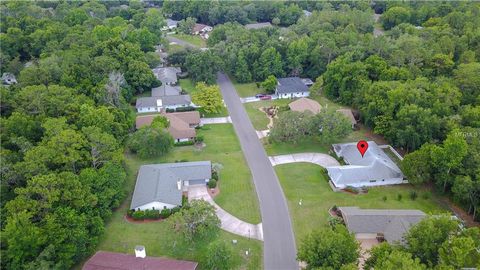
[
  {"left": 326, "top": 141, "right": 405, "bottom": 189},
  {"left": 336, "top": 109, "right": 357, "bottom": 129},
  {"left": 162, "top": 18, "right": 178, "bottom": 31},
  {"left": 275, "top": 77, "right": 310, "bottom": 99},
  {"left": 135, "top": 95, "right": 193, "bottom": 113},
  {"left": 136, "top": 111, "right": 201, "bottom": 143},
  {"left": 153, "top": 67, "right": 181, "bottom": 85},
  {"left": 288, "top": 97, "right": 322, "bottom": 114},
  {"left": 130, "top": 161, "right": 212, "bottom": 211},
  {"left": 338, "top": 207, "right": 426, "bottom": 244},
  {"left": 1, "top": 73, "right": 17, "bottom": 85},
  {"left": 83, "top": 250, "right": 198, "bottom": 270},
  {"left": 245, "top": 22, "right": 272, "bottom": 30},
  {"left": 192, "top": 23, "right": 213, "bottom": 35}
]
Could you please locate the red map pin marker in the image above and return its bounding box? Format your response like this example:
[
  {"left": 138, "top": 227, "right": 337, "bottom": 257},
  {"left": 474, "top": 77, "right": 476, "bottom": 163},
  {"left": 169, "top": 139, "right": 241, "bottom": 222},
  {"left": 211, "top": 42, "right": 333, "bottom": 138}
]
[{"left": 357, "top": 140, "right": 369, "bottom": 157}]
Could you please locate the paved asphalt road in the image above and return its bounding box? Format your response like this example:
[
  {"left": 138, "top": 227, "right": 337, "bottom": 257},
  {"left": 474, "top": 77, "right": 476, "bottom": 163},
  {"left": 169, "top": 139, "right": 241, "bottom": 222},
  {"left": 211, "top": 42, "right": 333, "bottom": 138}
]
[{"left": 217, "top": 72, "right": 298, "bottom": 270}]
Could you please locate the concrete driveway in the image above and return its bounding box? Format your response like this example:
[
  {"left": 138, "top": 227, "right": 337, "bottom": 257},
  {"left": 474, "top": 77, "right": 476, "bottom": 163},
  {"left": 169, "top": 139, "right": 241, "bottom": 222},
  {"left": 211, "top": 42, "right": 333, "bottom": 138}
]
[
  {"left": 188, "top": 185, "right": 263, "bottom": 241},
  {"left": 269, "top": 153, "right": 340, "bottom": 167},
  {"left": 200, "top": 116, "right": 232, "bottom": 125},
  {"left": 218, "top": 72, "right": 298, "bottom": 270}
]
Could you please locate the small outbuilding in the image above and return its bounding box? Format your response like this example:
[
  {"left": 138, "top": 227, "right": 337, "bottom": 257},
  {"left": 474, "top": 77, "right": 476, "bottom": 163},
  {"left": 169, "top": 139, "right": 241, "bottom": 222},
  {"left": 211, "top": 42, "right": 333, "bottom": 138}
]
[{"left": 336, "top": 109, "right": 357, "bottom": 129}]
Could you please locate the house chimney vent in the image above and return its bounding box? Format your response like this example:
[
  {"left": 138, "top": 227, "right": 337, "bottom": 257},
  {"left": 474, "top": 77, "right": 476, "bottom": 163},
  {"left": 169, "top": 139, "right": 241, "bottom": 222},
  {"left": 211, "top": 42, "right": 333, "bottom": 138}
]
[{"left": 177, "top": 180, "right": 182, "bottom": 190}]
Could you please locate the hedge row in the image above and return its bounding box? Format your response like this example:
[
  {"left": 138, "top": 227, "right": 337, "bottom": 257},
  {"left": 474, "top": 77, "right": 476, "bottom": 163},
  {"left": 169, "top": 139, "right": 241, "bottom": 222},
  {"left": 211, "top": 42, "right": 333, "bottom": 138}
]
[{"left": 128, "top": 206, "right": 181, "bottom": 220}]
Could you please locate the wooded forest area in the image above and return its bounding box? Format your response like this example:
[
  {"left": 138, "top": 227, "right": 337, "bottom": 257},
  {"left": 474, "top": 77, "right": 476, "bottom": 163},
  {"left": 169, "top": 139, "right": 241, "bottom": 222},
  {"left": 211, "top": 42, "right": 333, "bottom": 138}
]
[{"left": 0, "top": 1, "right": 479, "bottom": 269}]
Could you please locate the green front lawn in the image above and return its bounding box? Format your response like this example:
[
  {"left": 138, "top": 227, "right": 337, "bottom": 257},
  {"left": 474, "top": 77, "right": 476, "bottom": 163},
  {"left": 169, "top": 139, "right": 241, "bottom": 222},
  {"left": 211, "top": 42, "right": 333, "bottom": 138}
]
[
  {"left": 179, "top": 78, "right": 197, "bottom": 94},
  {"left": 243, "top": 99, "right": 290, "bottom": 130},
  {"left": 275, "top": 163, "right": 448, "bottom": 245},
  {"left": 171, "top": 33, "right": 206, "bottom": 47},
  {"left": 233, "top": 82, "right": 263, "bottom": 98},
  {"left": 263, "top": 126, "right": 371, "bottom": 156},
  {"left": 97, "top": 205, "right": 262, "bottom": 270},
  {"left": 94, "top": 124, "right": 262, "bottom": 269},
  {"left": 125, "top": 124, "right": 260, "bottom": 224}
]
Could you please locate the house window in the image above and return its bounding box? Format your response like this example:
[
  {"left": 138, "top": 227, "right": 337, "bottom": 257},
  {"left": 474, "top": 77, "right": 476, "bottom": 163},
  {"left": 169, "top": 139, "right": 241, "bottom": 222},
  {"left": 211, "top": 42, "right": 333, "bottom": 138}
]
[
  {"left": 369, "top": 180, "right": 376, "bottom": 183},
  {"left": 163, "top": 206, "right": 167, "bottom": 209}
]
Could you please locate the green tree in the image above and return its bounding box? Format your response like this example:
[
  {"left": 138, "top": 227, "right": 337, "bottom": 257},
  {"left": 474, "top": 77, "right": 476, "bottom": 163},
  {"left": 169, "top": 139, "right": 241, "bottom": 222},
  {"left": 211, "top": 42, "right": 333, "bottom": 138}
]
[
  {"left": 141, "top": 8, "right": 165, "bottom": 35},
  {"left": 253, "top": 47, "right": 284, "bottom": 81},
  {"left": 287, "top": 37, "right": 309, "bottom": 76},
  {"left": 261, "top": 75, "right": 277, "bottom": 94},
  {"left": 401, "top": 144, "right": 434, "bottom": 185},
  {"left": 191, "top": 82, "right": 223, "bottom": 114},
  {"left": 381, "top": 6, "right": 412, "bottom": 30},
  {"left": 170, "top": 200, "right": 220, "bottom": 242},
  {"left": 454, "top": 62, "right": 480, "bottom": 104},
  {"left": 406, "top": 215, "right": 460, "bottom": 266},
  {"left": 179, "top": 17, "right": 196, "bottom": 34},
  {"left": 297, "top": 225, "right": 359, "bottom": 269},
  {"left": 185, "top": 51, "right": 221, "bottom": 84},
  {"left": 374, "top": 250, "right": 426, "bottom": 270},
  {"left": 270, "top": 111, "right": 314, "bottom": 144},
  {"left": 124, "top": 60, "right": 158, "bottom": 94},
  {"left": 438, "top": 234, "right": 480, "bottom": 269},
  {"left": 204, "top": 240, "right": 235, "bottom": 270},
  {"left": 312, "top": 110, "right": 352, "bottom": 143},
  {"left": 128, "top": 125, "right": 173, "bottom": 159},
  {"left": 234, "top": 50, "right": 252, "bottom": 83}
]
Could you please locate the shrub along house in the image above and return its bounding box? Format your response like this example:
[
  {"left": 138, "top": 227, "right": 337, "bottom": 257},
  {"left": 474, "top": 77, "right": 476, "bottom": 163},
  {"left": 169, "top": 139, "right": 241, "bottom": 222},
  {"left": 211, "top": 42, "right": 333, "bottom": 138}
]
[
  {"left": 130, "top": 161, "right": 212, "bottom": 211},
  {"left": 275, "top": 77, "right": 310, "bottom": 99},
  {"left": 135, "top": 111, "right": 201, "bottom": 143}
]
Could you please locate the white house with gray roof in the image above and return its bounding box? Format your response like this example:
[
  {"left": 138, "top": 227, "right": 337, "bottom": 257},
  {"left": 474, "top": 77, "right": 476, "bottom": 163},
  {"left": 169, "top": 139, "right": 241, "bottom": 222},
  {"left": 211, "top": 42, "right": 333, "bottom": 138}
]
[
  {"left": 130, "top": 161, "right": 212, "bottom": 211},
  {"left": 338, "top": 207, "right": 426, "bottom": 244},
  {"left": 275, "top": 77, "right": 310, "bottom": 99},
  {"left": 136, "top": 82, "right": 194, "bottom": 113},
  {"left": 326, "top": 141, "right": 405, "bottom": 189}
]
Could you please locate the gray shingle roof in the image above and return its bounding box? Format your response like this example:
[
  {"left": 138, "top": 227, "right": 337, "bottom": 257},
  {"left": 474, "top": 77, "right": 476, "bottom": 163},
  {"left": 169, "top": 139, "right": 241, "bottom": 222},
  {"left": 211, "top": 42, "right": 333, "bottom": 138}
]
[
  {"left": 130, "top": 161, "right": 212, "bottom": 209},
  {"left": 161, "top": 95, "right": 191, "bottom": 106},
  {"left": 326, "top": 141, "right": 404, "bottom": 187},
  {"left": 339, "top": 207, "right": 426, "bottom": 243},
  {"left": 276, "top": 77, "right": 309, "bottom": 94},
  {"left": 152, "top": 85, "right": 182, "bottom": 97},
  {"left": 135, "top": 97, "right": 158, "bottom": 108},
  {"left": 153, "top": 67, "right": 181, "bottom": 85}
]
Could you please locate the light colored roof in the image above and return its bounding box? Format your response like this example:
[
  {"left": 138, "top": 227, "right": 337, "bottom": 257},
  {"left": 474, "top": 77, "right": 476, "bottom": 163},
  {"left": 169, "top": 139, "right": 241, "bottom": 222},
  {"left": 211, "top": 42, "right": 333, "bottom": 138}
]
[
  {"left": 152, "top": 85, "right": 182, "bottom": 97},
  {"left": 339, "top": 207, "right": 426, "bottom": 243},
  {"left": 336, "top": 109, "right": 357, "bottom": 125},
  {"left": 166, "top": 18, "right": 178, "bottom": 27},
  {"left": 276, "top": 77, "right": 309, "bottom": 94},
  {"left": 245, "top": 22, "right": 272, "bottom": 29},
  {"left": 153, "top": 67, "right": 181, "bottom": 84},
  {"left": 83, "top": 251, "right": 198, "bottom": 270},
  {"left": 326, "top": 141, "right": 404, "bottom": 186},
  {"left": 136, "top": 95, "right": 191, "bottom": 109},
  {"left": 193, "top": 23, "right": 211, "bottom": 33},
  {"left": 289, "top": 98, "right": 322, "bottom": 114},
  {"left": 130, "top": 161, "right": 211, "bottom": 209}
]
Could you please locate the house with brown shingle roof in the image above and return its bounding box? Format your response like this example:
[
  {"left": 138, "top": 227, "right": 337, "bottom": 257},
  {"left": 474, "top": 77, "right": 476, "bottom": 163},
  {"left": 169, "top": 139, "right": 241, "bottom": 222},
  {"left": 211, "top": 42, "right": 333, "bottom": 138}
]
[
  {"left": 83, "top": 250, "right": 198, "bottom": 270},
  {"left": 135, "top": 111, "right": 200, "bottom": 143},
  {"left": 288, "top": 97, "right": 322, "bottom": 114}
]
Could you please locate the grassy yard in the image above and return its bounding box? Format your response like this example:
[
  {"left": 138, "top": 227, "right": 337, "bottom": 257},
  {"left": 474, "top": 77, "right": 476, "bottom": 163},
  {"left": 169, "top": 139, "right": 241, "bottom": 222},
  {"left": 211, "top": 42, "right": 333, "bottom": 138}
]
[
  {"left": 233, "top": 82, "right": 263, "bottom": 98},
  {"left": 171, "top": 33, "right": 206, "bottom": 47},
  {"left": 263, "top": 126, "right": 371, "bottom": 156},
  {"left": 125, "top": 124, "right": 260, "bottom": 224},
  {"left": 93, "top": 124, "right": 262, "bottom": 269},
  {"left": 243, "top": 99, "right": 290, "bottom": 130},
  {"left": 275, "top": 163, "right": 449, "bottom": 245}
]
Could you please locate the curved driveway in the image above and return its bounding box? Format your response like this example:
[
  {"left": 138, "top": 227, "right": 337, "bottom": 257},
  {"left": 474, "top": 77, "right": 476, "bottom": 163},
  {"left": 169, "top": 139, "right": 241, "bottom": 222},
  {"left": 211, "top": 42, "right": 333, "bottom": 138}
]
[
  {"left": 269, "top": 153, "right": 340, "bottom": 167},
  {"left": 217, "top": 73, "right": 297, "bottom": 270}
]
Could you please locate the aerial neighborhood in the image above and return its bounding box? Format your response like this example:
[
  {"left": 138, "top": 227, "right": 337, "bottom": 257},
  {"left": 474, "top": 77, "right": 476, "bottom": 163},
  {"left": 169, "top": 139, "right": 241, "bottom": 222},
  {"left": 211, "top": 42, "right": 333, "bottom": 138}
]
[{"left": 1, "top": 1, "right": 479, "bottom": 270}]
